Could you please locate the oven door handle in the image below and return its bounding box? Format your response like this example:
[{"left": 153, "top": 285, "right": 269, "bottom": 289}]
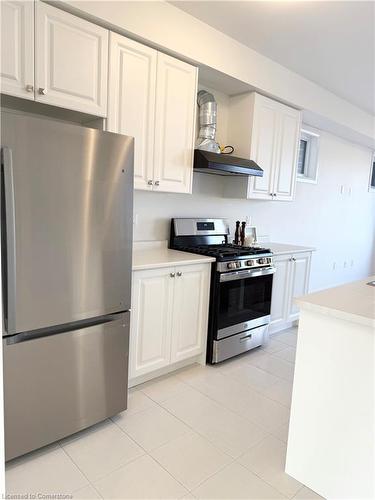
[{"left": 219, "top": 266, "right": 276, "bottom": 282}]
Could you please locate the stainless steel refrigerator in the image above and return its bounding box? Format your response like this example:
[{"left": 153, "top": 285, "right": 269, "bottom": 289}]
[{"left": 1, "top": 111, "right": 134, "bottom": 461}]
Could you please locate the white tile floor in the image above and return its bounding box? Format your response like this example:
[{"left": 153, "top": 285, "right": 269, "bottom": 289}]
[{"left": 6, "top": 327, "right": 325, "bottom": 499}]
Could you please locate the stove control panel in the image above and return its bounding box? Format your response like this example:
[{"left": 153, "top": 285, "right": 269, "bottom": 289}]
[
  {"left": 227, "top": 261, "right": 242, "bottom": 270},
  {"left": 218, "top": 254, "right": 273, "bottom": 273}
]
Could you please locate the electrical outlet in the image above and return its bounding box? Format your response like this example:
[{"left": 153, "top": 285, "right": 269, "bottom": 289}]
[{"left": 245, "top": 215, "right": 252, "bottom": 225}]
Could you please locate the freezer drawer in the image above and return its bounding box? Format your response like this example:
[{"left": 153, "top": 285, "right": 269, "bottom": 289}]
[{"left": 4, "top": 312, "right": 130, "bottom": 461}]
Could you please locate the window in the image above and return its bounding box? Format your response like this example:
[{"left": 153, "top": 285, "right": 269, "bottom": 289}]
[
  {"left": 369, "top": 155, "right": 375, "bottom": 192},
  {"left": 297, "top": 128, "right": 320, "bottom": 183}
]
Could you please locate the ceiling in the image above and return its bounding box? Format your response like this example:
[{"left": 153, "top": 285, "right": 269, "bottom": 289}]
[{"left": 170, "top": 1, "right": 375, "bottom": 115}]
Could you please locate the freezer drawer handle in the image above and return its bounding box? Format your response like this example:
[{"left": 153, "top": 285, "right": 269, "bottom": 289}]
[{"left": 1, "top": 146, "right": 16, "bottom": 334}]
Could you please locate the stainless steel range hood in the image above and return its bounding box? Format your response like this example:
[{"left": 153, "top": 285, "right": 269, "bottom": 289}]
[{"left": 194, "top": 150, "right": 263, "bottom": 177}]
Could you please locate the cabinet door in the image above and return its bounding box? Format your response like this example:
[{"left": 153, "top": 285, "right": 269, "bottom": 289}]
[
  {"left": 247, "top": 94, "right": 279, "bottom": 200},
  {"left": 35, "top": 2, "right": 108, "bottom": 116},
  {"left": 171, "top": 264, "right": 210, "bottom": 363},
  {"left": 130, "top": 268, "right": 174, "bottom": 379},
  {"left": 270, "top": 254, "right": 292, "bottom": 330},
  {"left": 273, "top": 107, "right": 301, "bottom": 201},
  {"left": 108, "top": 33, "right": 156, "bottom": 191},
  {"left": 153, "top": 53, "right": 197, "bottom": 194},
  {"left": 0, "top": 1, "right": 34, "bottom": 99},
  {"left": 288, "top": 252, "right": 311, "bottom": 321}
]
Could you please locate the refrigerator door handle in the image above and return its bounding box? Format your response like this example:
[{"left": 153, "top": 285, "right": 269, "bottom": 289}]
[
  {"left": 1, "top": 146, "right": 16, "bottom": 334},
  {"left": 5, "top": 312, "right": 130, "bottom": 345}
]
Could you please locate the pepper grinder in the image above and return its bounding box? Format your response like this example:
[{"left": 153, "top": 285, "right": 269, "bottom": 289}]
[
  {"left": 234, "top": 221, "right": 240, "bottom": 245},
  {"left": 240, "top": 221, "right": 246, "bottom": 246}
]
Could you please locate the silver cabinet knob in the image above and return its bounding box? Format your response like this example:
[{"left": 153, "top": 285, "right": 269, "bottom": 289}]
[
  {"left": 274, "top": 193, "right": 277, "bottom": 197},
  {"left": 147, "top": 180, "right": 153, "bottom": 186},
  {"left": 38, "top": 87, "right": 47, "bottom": 95},
  {"left": 269, "top": 193, "right": 273, "bottom": 197},
  {"left": 25, "top": 84, "right": 34, "bottom": 93},
  {"left": 170, "top": 273, "right": 175, "bottom": 278},
  {"left": 154, "top": 180, "right": 160, "bottom": 186},
  {"left": 177, "top": 271, "right": 182, "bottom": 277}
]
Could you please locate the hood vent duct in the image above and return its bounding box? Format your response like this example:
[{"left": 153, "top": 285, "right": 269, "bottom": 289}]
[
  {"left": 194, "top": 90, "right": 263, "bottom": 177},
  {"left": 196, "top": 90, "right": 221, "bottom": 154}
]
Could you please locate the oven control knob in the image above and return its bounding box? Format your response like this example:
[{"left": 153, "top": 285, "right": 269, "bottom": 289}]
[
  {"left": 258, "top": 258, "right": 267, "bottom": 264},
  {"left": 246, "top": 259, "right": 255, "bottom": 267},
  {"left": 227, "top": 262, "right": 237, "bottom": 270},
  {"left": 236, "top": 261, "right": 242, "bottom": 268}
]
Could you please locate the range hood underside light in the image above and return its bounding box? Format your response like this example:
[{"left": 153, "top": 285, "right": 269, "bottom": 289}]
[{"left": 194, "top": 149, "right": 264, "bottom": 177}]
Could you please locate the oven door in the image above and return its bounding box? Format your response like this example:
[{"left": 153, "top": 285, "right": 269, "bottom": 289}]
[{"left": 216, "top": 267, "right": 275, "bottom": 340}]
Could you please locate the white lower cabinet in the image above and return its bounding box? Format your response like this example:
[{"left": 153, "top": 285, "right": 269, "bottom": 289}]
[
  {"left": 130, "top": 263, "right": 210, "bottom": 381},
  {"left": 270, "top": 252, "right": 312, "bottom": 333}
]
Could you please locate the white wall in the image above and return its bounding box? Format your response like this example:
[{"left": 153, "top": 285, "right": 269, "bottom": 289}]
[{"left": 134, "top": 130, "right": 375, "bottom": 292}]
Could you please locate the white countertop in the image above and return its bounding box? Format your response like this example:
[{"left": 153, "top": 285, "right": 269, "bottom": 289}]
[
  {"left": 268, "top": 242, "right": 315, "bottom": 256},
  {"left": 133, "top": 241, "right": 215, "bottom": 271},
  {"left": 296, "top": 276, "right": 375, "bottom": 327}
]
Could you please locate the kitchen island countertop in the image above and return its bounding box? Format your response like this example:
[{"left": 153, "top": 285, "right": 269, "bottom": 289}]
[{"left": 296, "top": 275, "right": 375, "bottom": 327}]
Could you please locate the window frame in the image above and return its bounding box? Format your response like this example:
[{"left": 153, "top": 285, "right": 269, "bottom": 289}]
[
  {"left": 369, "top": 153, "right": 375, "bottom": 192},
  {"left": 296, "top": 127, "right": 320, "bottom": 184}
]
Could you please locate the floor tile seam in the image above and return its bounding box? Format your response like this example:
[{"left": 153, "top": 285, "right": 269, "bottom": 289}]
[
  {"left": 57, "top": 442, "right": 105, "bottom": 499},
  {"left": 180, "top": 379, "right": 291, "bottom": 433},
  {"left": 150, "top": 445, "right": 237, "bottom": 493},
  {"left": 233, "top": 456, "right": 295, "bottom": 499},
  {"left": 137, "top": 381, "right": 192, "bottom": 404}
]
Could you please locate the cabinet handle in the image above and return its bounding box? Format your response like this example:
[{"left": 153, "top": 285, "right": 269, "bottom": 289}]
[
  {"left": 177, "top": 271, "right": 182, "bottom": 277},
  {"left": 273, "top": 193, "right": 277, "bottom": 197},
  {"left": 269, "top": 193, "right": 273, "bottom": 197},
  {"left": 38, "top": 87, "right": 47, "bottom": 95},
  {"left": 147, "top": 180, "right": 153, "bottom": 186},
  {"left": 25, "top": 84, "right": 34, "bottom": 93},
  {"left": 170, "top": 273, "right": 175, "bottom": 278},
  {"left": 154, "top": 180, "right": 160, "bottom": 186}
]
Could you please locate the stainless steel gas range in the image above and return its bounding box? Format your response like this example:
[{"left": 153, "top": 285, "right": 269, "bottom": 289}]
[{"left": 170, "top": 218, "right": 275, "bottom": 363}]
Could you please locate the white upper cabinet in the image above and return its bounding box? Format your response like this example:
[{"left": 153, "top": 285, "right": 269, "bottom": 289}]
[
  {"left": 272, "top": 108, "right": 301, "bottom": 200},
  {"left": 35, "top": 2, "right": 108, "bottom": 116},
  {"left": 108, "top": 33, "right": 157, "bottom": 191},
  {"left": 226, "top": 92, "right": 301, "bottom": 201},
  {"left": 0, "top": 1, "right": 34, "bottom": 99},
  {"left": 108, "top": 36, "right": 198, "bottom": 194},
  {"left": 153, "top": 53, "right": 197, "bottom": 194},
  {"left": 248, "top": 97, "right": 279, "bottom": 200}
]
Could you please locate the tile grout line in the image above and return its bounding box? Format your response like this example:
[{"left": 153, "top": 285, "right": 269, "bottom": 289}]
[
  {"left": 57, "top": 442, "right": 104, "bottom": 499},
  {"left": 167, "top": 369, "right": 291, "bottom": 435}
]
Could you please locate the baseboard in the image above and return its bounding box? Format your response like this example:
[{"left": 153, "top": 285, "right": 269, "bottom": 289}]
[{"left": 129, "top": 354, "right": 203, "bottom": 388}]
